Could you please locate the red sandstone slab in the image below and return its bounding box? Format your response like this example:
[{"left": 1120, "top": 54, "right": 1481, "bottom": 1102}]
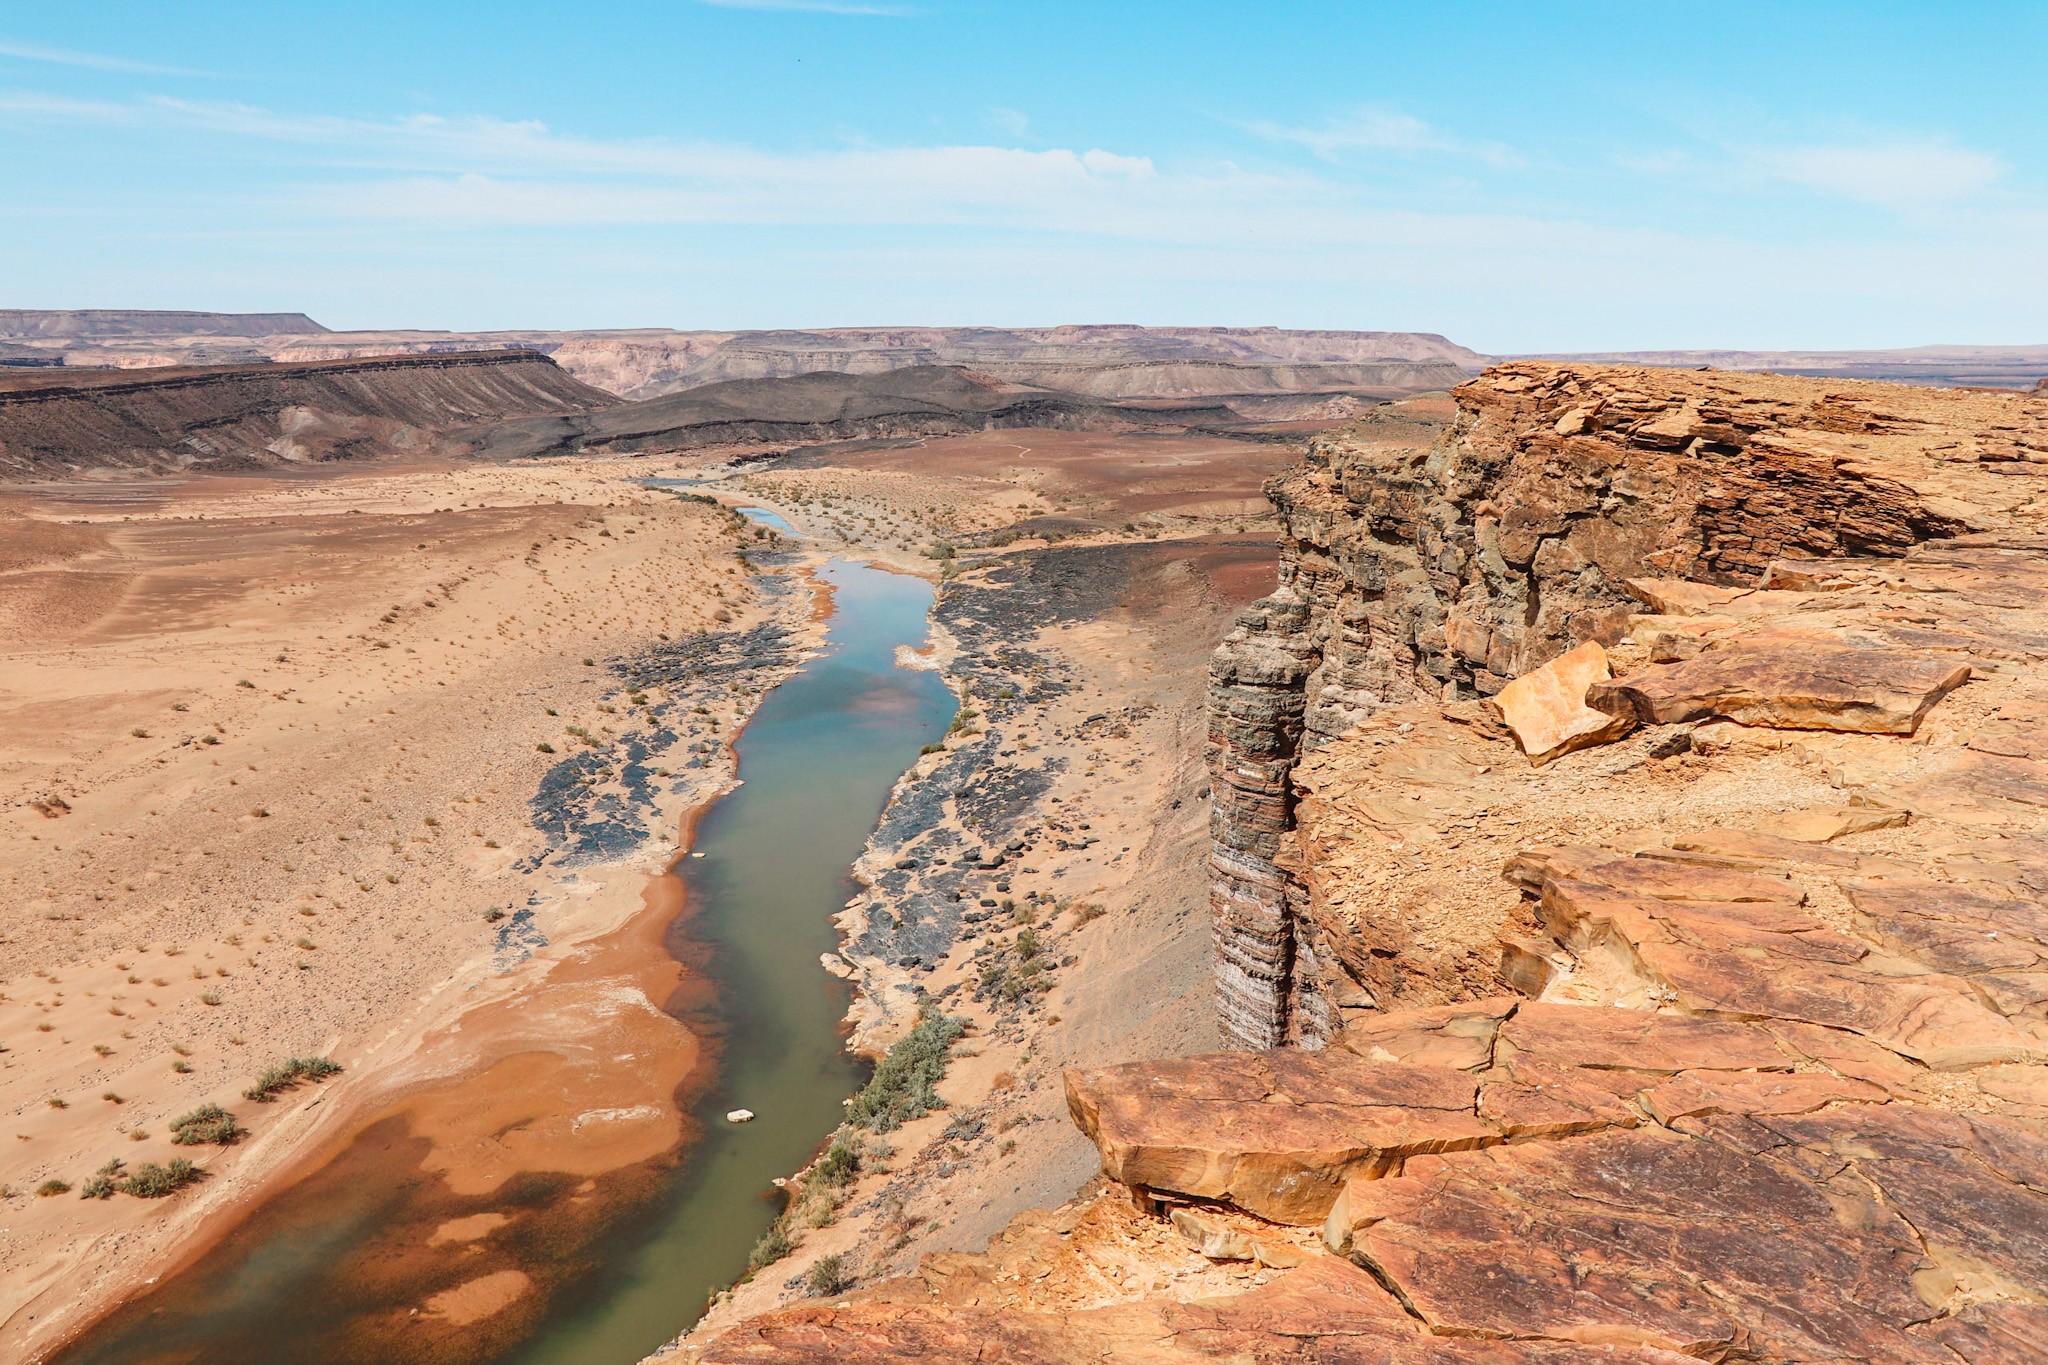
[
  {"left": 1505, "top": 846, "right": 1804, "bottom": 903},
  {"left": 1637, "top": 1069, "right": 1885, "bottom": 1124},
  {"left": 699, "top": 1255, "right": 1701, "bottom": 1363},
  {"left": 1542, "top": 880, "right": 2040, "bottom": 1069},
  {"left": 1331, "top": 1127, "right": 1959, "bottom": 1363},
  {"left": 1586, "top": 643, "right": 1970, "bottom": 733},
  {"left": 1337, "top": 996, "right": 1516, "bottom": 1071},
  {"left": 1064, "top": 1050, "right": 1493, "bottom": 1224},
  {"left": 1497, "top": 1000, "right": 1791, "bottom": 1074}
]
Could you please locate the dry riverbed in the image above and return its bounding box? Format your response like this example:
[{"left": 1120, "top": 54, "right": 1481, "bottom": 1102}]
[{"left": 0, "top": 455, "right": 810, "bottom": 1360}]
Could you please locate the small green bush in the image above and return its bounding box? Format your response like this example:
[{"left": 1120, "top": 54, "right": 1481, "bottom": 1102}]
[
  {"left": 121, "top": 1158, "right": 201, "bottom": 1198},
  {"left": 243, "top": 1056, "right": 343, "bottom": 1103},
  {"left": 807, "top": 1253, "right": 850, "bottom": 1297},
  {"left": 747, "top": 1219, "right": 793, "bottom": 1271},
  {"left": 37, "top": 1179, "right": 71, "bottom": 1197},
  {"left": 81, "top": 1160, "right": 123, "bottom": 1200},
  {"left": 846, "top": 1003, "right": 964, "bottom": 1133},
  {"left": 810, "top": 1132, "right": 861, "bottom": 1187},
  {"left": 170, "top": 1102, "right": 245, "bottom": 1146}
]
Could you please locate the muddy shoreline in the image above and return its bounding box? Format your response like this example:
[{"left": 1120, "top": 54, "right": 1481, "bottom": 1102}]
[
  {"left": 47, "top": 541, "right": 951, "bottom": 1365},
  {"left": 25, "top": 496, "right": 826, "bottom": 1364}
]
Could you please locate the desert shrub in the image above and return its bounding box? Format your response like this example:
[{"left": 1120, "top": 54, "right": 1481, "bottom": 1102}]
[
  {"left": 806, "top": 1253, "right": 850, "bottom": 1297},
  {"left": 37, "top": 1179, "right": 71, "bottom": 1197},
  {"left": 243, "top": 1056, "right": 343, "bottom": 1103},
  {"left": 121, "top": 1159, "right": 201, "bottom": 1198},
  {"left": 810, "top": 1132, "right": 861, "bottom": 1188},
  {"left": 847, "top": 1003, "right": 964, "bottom": 1133},
  {"left": 81, "top": 1160, "right": 123, "bottom": 1200},
  {"left": 170, "top": 1102, "right": 244, "bottom": 1146},
  {"left": 747, "top": 1219, "right": 793, "bottom": 1271}
]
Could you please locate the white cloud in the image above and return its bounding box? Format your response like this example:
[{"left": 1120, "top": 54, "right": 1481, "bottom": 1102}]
[
  {"left": 1746, "top": 139, "right": 2004, "bottom": 207},
  {"left": 0, "top": 38, "right": 215, "bottom": 77},
  {"left": 1248, "top": 108, "right": 1521, "bottom": 168}
]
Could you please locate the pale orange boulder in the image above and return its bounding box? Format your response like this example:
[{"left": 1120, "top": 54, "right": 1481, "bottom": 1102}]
[{"left": 1486, "top": 641, "right": 1635, "bottom": 765}]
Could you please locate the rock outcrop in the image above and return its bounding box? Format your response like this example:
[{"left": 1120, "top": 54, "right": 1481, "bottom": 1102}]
[
  {"left": 690, "top": 362, "right": 2048, "bottom": 1364},
  {"left": 1205, "top": 362, "right": 2046, "bottom": 1048}
]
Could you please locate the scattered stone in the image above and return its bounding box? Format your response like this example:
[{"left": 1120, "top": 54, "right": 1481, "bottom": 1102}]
[{"left": 1168, "top": 1207, "right": 1254, "bottom": 1261}]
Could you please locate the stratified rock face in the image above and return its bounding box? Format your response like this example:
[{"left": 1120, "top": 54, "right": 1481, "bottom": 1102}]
[
  {"left": 1205, "top": 396, "right": 1452, "bottom": 1047},
  {"left": 1204, "top": 363, "right": 2048, "bottom": 1047}
]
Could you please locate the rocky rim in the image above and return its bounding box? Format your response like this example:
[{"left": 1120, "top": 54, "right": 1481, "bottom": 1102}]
[{"left": 688, "top": 362, "right": 2048, "bottom": 1364}]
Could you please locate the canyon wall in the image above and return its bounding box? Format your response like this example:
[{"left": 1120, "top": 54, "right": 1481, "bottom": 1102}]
[
  {"left": 691, "top": 359, "right": 2048, "bottom": 1365},
  {"left": 1207, "top": 362, "right": 2027, "bottom": 1048}
]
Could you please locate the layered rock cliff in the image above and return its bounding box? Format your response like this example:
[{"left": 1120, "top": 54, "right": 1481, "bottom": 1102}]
[
  {"left": 692, "top": 362, "right": 2048, "bottom": 1364},
  {"left": 1207, "top": 363, "right": 2032, "bottom": 1048}
]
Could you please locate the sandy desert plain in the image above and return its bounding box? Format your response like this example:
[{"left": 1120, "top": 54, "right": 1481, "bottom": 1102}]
[{"left": 0, "top": 412, "right": 1326, "bottom": 1362}]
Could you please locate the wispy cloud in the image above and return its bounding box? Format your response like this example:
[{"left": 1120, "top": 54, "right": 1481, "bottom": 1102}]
[
  {"left": 694, "top": 0, "right": 912, "bottom": 15},
  {"left": 1745, "top": 138, "right": 2004, "bottom": 208},
  {"left": 987, "top": 107, "right": 1029, "bottom": 139},
  {"left": 1247, "top": 107, "right": 1521, "bottom": 168},
  {"left": 0, "top": 37, "right": 215, "bottom": 78}
]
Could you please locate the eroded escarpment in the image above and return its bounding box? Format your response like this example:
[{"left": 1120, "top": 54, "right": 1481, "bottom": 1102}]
[
  {"left": 1208, "top": 363, "right": 2046, "bottom": 1047},
  {"left": 692, "top": 364, "right": 2048, "bottom": 1364}
]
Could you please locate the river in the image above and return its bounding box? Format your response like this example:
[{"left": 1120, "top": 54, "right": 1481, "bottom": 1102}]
[{"left": 57, "top": 551, "right": 955, "bottom": 1365}]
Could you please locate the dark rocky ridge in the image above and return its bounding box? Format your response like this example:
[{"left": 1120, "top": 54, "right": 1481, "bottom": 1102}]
[
  {"left": 464, "top": 364, "right": 1245, "bottom": 460},
  {"left": 0, "top": 350, "right": 615, "bottom": 478}
]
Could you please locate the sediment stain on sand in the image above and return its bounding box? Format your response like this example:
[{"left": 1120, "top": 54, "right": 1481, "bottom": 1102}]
[{"left": 0, "top": 455, "right": 806, "bottom": 1362}]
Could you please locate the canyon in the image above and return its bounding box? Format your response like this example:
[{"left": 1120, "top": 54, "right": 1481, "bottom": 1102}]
[
  {"left": 9, "top": 329, "right": 2048, "bottom": 1365},
  {"left": 683, "top": 362, "right": 2048, "bottom": 1363}
]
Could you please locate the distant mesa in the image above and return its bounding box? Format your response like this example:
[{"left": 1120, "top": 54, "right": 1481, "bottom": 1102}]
[
  {"left": 0, "top": 308, "right": 329, "bottom": 340},
  {"left": 1520, "top": 343, "right": 2048, "bottom": 391},
  {"left": 0, "top": 316, "right": 1486, "bottom": 403}
]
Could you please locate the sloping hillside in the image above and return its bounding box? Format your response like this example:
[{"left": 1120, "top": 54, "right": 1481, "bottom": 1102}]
[
  {"left": 0, "top": 350, "right": 614, "bottom": 479},
  {"left": 465, "top": 364, "right": 1242, "bottom": 460}
]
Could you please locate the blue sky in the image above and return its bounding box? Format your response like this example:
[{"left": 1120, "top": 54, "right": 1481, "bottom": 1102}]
[{"left": 1, "top": 1, "right": 2043, "bottom": 351}]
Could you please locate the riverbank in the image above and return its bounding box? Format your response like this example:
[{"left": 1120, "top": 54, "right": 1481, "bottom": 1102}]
[
  {"left": 10, "top": 416, "right": 1305, "bottom": 1363},
  {"left": 0, "top": 455, "right": 812, "bottom": 1362},
  {"left": 651, "top": 474, "right": 1286, "bottom": 1354}
]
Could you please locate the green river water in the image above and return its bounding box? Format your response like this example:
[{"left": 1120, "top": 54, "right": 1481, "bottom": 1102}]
[{"left": 58, "top": 552, "right": 955, "bottom": 1365}]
